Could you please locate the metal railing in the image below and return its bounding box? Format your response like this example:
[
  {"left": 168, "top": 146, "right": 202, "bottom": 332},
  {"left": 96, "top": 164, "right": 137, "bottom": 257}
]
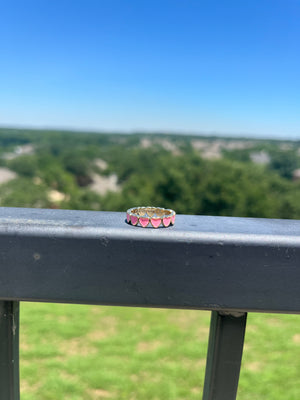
[{"left": 0, "top": 207, "right": 299, "bottom": 400}]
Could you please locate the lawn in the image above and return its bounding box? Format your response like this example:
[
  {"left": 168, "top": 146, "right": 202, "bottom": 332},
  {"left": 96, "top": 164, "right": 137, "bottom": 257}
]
[{"left": 20, "top": 303, "right": 300, "bottom": 400}]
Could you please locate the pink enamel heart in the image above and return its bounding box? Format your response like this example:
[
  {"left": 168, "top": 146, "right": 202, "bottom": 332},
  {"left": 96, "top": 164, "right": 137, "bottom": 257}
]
[
  {"left": 163, "top": 217, "right": 171, "bottom": 227},
  {"left": 171, "top": 215, "right": 175, "bottom": 224},
  {"left": 126, "top": 213, "right": 130, "bottom": 223},
  {"left": 151, "top": 218, "right": 161, "bottom": 228},
  {"left": 130, "top": 215, "right": 138, "bottom": 225},
  {"left": 139, "top": 217, "right": 149, "bottom": 227}
]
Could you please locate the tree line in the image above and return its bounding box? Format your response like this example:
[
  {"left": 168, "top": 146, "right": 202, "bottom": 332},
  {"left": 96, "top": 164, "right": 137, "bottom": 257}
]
[{"left": 0, "top": 128, "right": 300, "bottom": 219}]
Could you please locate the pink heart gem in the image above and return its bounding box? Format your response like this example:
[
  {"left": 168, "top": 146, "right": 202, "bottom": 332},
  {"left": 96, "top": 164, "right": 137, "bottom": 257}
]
[
  {"left": 139, "top": 217, "right": 149, "bottom": 227},
  {"left": 171, "top": 215, "right": 175, "bottom": 224},
  {"left": 151, "top": 218, "right": 161, "bottom": 228},
  {"left": 126, "top": 213, "right": 130, "bottom": 223},
  {"left": 163, "top": 217, "right": 171, "bottom": 227},
  {"left": 130, "top": 215, "right": 138, "bottom": 225}
]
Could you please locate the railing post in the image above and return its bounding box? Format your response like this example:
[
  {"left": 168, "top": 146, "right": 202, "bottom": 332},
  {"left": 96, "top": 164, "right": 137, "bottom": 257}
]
[
  {"left": 0, "top": 301, "right": 20, "bottom": 400},
  {"left": 202, "top": 311, "right": 247, "bottom": 400}
]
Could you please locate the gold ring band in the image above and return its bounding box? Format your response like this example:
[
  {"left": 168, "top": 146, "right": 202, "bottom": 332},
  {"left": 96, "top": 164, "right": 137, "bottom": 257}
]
[{"left": 126, "top": 206, "right": 176, "bottom": 228}]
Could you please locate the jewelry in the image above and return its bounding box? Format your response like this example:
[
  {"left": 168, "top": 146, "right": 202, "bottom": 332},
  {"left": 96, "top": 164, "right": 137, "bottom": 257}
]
[{"left": 126, "top": 206, "right": 176, "bottom": 228}]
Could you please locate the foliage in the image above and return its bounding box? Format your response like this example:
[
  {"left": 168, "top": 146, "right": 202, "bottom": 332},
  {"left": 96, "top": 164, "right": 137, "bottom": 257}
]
[
  {"left": 0, "top": 178, "right": 51, "bottom": 208},
  {"left": 9, "top": 155, "right": 39, "bottom": 177},
  {"left": 1, "top": 128, "right": 300, "bottom": 220},
  {"left": 101, "top": 152, "right": 300, "bottom": 219},
  {"left": 268, "top": 149, "right": 300, "bottom": 179}
]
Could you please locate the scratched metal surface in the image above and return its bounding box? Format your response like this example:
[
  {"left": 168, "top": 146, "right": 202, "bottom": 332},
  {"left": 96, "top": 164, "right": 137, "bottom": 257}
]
[{"left": 0, "top": 207, "right": 299, "bottom": 313}]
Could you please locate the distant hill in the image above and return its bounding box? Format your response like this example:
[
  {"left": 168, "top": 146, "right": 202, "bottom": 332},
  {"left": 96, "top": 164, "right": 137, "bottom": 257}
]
[{"left": 0, "top": 127, "right": 300, "bottom": 219}]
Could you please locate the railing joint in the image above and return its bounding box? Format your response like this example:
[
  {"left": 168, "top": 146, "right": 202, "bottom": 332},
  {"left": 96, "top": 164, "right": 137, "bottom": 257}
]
[{"left": 218, "top": 310, "right": 246, "bottom": 318}]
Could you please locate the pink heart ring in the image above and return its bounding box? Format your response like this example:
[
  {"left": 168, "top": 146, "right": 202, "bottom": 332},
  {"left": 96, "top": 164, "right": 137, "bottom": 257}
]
[{"left": 126, "top": 206, "right": 176, "bottom": 228}]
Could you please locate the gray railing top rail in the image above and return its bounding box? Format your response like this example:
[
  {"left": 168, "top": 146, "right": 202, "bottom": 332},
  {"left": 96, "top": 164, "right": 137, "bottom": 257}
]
[
  {"left": 0, "top": 206, "right": 299, "bottom": 400},
  {"left": 0, "top": 207, "right": 299, "bottom": 314}
]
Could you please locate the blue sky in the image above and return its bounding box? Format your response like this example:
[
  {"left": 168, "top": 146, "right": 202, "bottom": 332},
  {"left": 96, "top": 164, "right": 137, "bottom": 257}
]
[{"left": 0, "top": 0, "right": 299, "bottom": 138}]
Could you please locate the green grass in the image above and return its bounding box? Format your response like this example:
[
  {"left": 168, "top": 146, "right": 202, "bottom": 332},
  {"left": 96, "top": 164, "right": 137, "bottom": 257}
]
[{"left": 20, "top": 303, "right": 300, "bottom": 400}]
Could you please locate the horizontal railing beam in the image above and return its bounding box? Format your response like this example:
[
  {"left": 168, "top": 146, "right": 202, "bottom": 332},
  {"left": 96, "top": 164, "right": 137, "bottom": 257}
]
[{"left": 0, "top": 207, "right": 299, "bottom": 313}]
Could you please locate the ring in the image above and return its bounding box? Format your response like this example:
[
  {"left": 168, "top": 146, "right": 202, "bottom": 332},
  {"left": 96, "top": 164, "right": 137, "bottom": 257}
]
[{"left": 126, "top": 206, "right": 176, "bottom": 228}]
